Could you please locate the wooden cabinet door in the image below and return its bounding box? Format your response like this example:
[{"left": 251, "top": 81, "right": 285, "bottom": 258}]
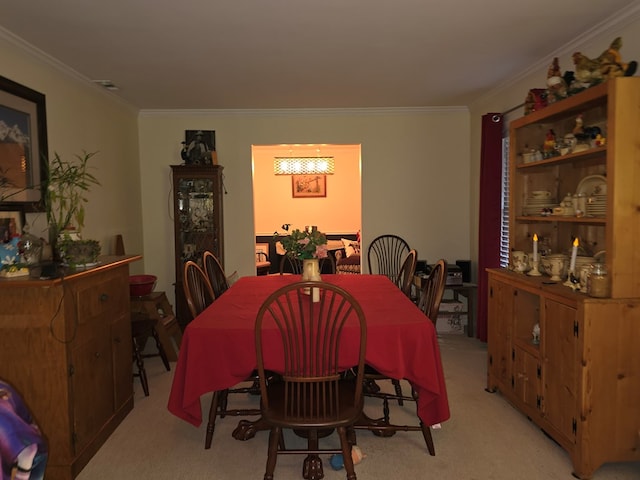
[
  {"left": 514, "top": 347, "right": 541, "bottom": 414},
  {"left": 542, "top": 298, "right": 578, "bottom": 444},
  {"left": 111, "top": 314, "right": 133, "bottom": 410},
  {"left": 70, "top": 330, "right": 113, "bottom": 452},
  {"left": 487, "top": 277, "right": 513, "bottom": 392}
]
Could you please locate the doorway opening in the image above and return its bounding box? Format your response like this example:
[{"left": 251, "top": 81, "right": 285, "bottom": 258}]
[{"left": 252, "top": 143, "right": 362, "bottom": 274}]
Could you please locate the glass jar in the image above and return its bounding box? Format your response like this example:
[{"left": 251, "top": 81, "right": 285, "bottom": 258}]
[
  {"left": 587, "top": 263, "right": 610, "bottom": 298},
  {"left": 18, "top": 225, "right": 43, "bottom": 266}
]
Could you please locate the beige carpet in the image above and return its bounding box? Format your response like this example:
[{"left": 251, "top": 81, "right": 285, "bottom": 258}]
[{"left": 77, "top": 334, "right": 639, "bottom": 479}]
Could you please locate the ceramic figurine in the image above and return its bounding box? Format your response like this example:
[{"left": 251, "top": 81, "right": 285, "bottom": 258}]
[{"left": 546, "top": 57, "right": 567, "bottom": 103}]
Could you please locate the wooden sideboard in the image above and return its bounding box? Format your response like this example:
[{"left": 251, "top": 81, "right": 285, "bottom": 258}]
[{"left": 0, "top": 255, "right": 141, "bottom": 480}]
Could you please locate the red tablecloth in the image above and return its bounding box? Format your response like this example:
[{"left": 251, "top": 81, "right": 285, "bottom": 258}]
[{"left": 168, "top": 274, "right": 450, "bottom": 427}]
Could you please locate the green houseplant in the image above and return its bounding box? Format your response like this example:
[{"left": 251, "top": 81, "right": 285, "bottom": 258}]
[{"left": 44, "top": 150, "right": 101, "bottom": 264}]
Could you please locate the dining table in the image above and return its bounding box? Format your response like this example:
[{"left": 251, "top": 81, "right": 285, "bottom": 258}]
[{"left": 167, "top": 274, "right": 450, "bottom": 434}]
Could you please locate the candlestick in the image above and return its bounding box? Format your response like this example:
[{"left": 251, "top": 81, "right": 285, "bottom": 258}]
[
  {"left": 569, "top": 237, "right": 579, "bottom": 274},
  {"left": 533, "top": 234, "right": 538, "bottom": 262}
]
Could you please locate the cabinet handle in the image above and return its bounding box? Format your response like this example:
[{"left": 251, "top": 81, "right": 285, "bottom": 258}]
[
  {"left": 95, "top": 352, "right": 101, "bottom": 358},
  {"left": 100, "top": 293, "right": 109, "bottom": 302}
]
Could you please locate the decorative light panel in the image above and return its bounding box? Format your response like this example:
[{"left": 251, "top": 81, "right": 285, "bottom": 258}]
[{"left": 274, "top": 157, "right": 335, "bottom": 175}]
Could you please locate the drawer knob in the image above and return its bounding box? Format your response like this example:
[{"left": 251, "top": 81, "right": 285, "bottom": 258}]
[{"left": 100, "top": 293, "right": 109, "bottom": 302}]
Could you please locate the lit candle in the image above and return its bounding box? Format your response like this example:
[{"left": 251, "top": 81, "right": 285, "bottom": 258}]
[
  {"left": 533, "top": 234, "right": 538, "bottom": 262},
  {"left": 569, "top": 237, "right": 579, "bottom": 274}
]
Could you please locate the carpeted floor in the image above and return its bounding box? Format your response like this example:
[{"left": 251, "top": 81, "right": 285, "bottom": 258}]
[{"left": 76, "top": 334, "right": 639, "bottom": 479}]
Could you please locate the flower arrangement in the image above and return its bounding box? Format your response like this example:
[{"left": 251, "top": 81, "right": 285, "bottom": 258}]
[{"left": 274, "top": 225, "right": 328, "bottom": 260}]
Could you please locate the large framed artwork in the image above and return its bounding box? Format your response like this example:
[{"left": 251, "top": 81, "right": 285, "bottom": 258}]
[
  {"left": 292, "top": 174, "right": 326, "bottom": 198},
  {"left": 0, "top": 75, "right": 48, "bottom": 211}
]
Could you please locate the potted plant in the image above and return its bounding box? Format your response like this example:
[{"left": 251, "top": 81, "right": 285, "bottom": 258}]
[{"left": 44, "top": 150, "right": 101, "bottom": 264}]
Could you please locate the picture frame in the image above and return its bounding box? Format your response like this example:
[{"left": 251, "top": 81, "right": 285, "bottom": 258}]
[
  {"left": 0, "top": 207, "right": 25, "bottom": 242},
  {"left": 182, "top": 130, "right": 216, "bottom": 165},
  {"left": 0, "top": 75, "right": 48, "bottom": 211},
  {"left": 292, "top": 174, "right": 326, "bottom": 198}
]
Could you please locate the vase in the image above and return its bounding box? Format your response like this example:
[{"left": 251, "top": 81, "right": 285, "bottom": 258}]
[{"left": 301, "top": 258, "right": 321, "bottom": 282}]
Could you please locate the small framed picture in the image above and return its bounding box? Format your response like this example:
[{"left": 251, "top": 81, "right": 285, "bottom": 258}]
[
  {"left": 292, "top": 175, "right": 326, "bottom": 198},
  {"left": 0, "top": 207, "right": 25, "bottom": 243}
]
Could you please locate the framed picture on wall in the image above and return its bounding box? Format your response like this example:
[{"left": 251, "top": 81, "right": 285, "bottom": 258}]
[
  {"left": 292, "top": 175, "right": 326, "bottom": 198},
  {"left": 0, "top": 75, "right": 48, "bottom": 211}
]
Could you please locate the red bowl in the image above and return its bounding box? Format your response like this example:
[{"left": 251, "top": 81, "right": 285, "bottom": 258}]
[{"left": 129, "top": 274, "right": 157, "bottom": 297}]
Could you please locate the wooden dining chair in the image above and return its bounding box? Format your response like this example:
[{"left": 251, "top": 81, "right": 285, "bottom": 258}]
[
  {"left": 183, "top": 260, "right": 215, "bottom": 320},
  {"left": 255, "top": 281, "right": 367, "bottom": 480},
  {"left": 278, "top": 255, "right": 336, "bottom": 274},
  {"left": 367, "top": 234, "right": 410, "bottom": 283},
  {"left": 417, "top": 259, "right": 448, "bottom": 327},
  {"left": 362, "top": 248, "right": 418, "bottom": 405},
  {"left": 396, "top": 249, "right": 418, "bottom": 298},
  {"left": 188, "top": 257, "right": 261, "bottom": 449},
  {"left": 203, "top": 250, "right": 229, "bottom": 298},
  {"left": 355, "top": 260, "right": 448, "bottom": 457}
]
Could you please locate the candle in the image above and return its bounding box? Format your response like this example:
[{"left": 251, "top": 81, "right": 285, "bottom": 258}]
[
  {"left": 569, "top": 237, "right": 579, "bottom": 273},
  {"left": 533, "top": 234, "right": 538, "bottom": 262}
]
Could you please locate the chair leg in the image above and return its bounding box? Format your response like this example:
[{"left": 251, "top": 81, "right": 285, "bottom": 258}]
[
  {"left": 151, "top": 326, "right": 171, "bottom": 371},
  {"left": 419, "top": 421, "right": 436, "bottom": 456},
  {"left": 303, "top": 430, "right": 323, "bottom": 480},
  {"left": 219, "top": 389, "right": 229, "bottom": 418},
  {"left": 204, "top": 391, "right": 221, "bottom": 449},
  {"left": 264, "top": 427, "right": 281, "bottom": 480},
  {"left": 391, "top": 379, "right": 404, "bottom": 405},
  {"left": 338, "top": 427, "right": 357, "bottom": 480},
  {"left": 132, "top": 337, "right": 149, "bottom": 396}
]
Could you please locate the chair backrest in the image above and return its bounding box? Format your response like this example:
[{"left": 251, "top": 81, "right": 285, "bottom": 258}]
[
  {"left": 396, "top": 249, "right": 418, "bottom": 298},
  {"left": 367, "top": 234, "right": 410, "bottom": 283},
  {"left": 279, "top": 255, "right": 336, "bottom": 275},
  {"left": 255, "top": 281, "right": 367, "bottom": 417},
  {"left": 183, "top": 260, "right": 215, "bottom": 319},
  {"left": 417, "top": 259, "right": 448, "bottom": 326},
  {"left": 203, "top": 250, "right": 229, "bottom": 298}
]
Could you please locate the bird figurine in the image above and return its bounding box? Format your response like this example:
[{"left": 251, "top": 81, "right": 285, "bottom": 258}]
[
  {"left": 543, "top": 129, "right": 557, "bottom": 158},
  {"left": 572, "top": 51, "right": 604, "bottom": 88},
  {"left": 597, "top": 37, "right": 637, "bottom": 79}
]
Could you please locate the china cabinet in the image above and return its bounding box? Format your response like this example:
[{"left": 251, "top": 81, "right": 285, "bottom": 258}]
[
  {"left": 0, "top": 256, "right": 140, "bottom": 480},
  {"left": 171, "top": 165, "right": 224, "bottom": 328},
  {"left": 487, "top": 77, "right": 640, "bottom": 479}
]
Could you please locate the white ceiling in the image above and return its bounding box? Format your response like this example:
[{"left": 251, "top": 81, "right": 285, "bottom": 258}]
[{"left": 1, "top": 0, "right": 639, "bottom": 110}]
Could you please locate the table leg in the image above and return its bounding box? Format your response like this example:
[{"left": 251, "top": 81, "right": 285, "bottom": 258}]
[{"left": 232, "top": 417, "right": 270, "bottom": 440}]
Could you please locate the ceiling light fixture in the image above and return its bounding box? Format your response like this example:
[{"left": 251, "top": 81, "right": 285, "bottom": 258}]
[{"left": 274, "top": 157, "right": 335, "bottom": 175}]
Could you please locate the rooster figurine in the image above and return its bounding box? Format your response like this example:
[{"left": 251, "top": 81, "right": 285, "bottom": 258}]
[
  {"left": 598, "top": 37, "right": 637, "bottom": 79},
  {"left": 572, "top": 37, "right": 637, "bottom": 89}
]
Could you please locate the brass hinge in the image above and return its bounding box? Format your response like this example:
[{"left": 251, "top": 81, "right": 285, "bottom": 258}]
[
  {"left": 537, "top": 364, "right": 541, "bottom": 378},
  {"left": 511, "top": 348, "right": 515, "bottom": 361},
  {"left": 574, "top": 321, "right": 579, "bottom": 338},
  {"left": 488, "top": 354, "right": 493, "bottom": 366},
  {"left": 572, "top": 418, "right": 577, "bottom": 435},
  {"left": 68, "top": 364, "right": 75, "bottom": 377},
  {"left": 536, "top": 395, "right": 541, "bottom": 409}
]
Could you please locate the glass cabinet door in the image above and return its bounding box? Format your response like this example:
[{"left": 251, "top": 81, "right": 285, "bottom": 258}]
[{"left": 171, "top": 165, "right": 224, "bottom": 328}]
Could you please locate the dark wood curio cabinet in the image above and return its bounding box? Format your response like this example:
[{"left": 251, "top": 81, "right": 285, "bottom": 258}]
[{"left": 171, "top": 165, "right": 224, "bottom": 328}]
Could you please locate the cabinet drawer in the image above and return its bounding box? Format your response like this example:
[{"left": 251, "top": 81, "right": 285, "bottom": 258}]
[{"left": 75, "top": 273, "right": 127, "bottom": 319}]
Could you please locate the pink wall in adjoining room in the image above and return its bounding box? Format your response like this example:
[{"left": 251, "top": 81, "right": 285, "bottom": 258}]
[{"left": 252, "top": 144, "right": 361, "bottom": 236}]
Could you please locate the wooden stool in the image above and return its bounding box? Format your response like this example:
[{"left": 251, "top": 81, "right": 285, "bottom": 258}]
[
  {"left": 131, "top": 313, "right": 171, "bottom": 396},
  {"left": 130, "top": 291, "right": 182, "bottom": 361}
]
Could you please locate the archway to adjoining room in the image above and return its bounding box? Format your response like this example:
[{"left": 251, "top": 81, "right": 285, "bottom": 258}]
[{"left": 252, "top": 143, "right": 362, "bottom": 274}]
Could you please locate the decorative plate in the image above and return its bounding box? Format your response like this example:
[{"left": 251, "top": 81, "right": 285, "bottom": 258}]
[{"left": 577, "top": 175, "right": 607, "bottom": 197}]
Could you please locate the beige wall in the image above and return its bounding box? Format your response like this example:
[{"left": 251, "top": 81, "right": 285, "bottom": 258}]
[
  {"left": 253, "top": 144, "right": 361, "bottom": 236},
  {"left": 0, "top": 33, "right": 144, "bottom": 268},
  {"left": 138, "top": 109, "right": 470, "bottom": 301}
]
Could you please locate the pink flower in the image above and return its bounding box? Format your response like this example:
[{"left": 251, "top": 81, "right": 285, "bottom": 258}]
[{"left": 314, "top": 244, "right": 328, "bottom": 258}]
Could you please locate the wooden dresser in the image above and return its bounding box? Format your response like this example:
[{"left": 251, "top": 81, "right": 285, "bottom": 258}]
[{"left": 0, "top": 255, "right": 141, "bottom": 480}]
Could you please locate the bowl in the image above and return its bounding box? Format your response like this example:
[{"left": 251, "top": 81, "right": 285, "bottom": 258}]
[
  {"left": 540, "top": 254, "right": 568, "bottom": 281},
  {"left": 531, "top": 190, "right": 551, "bottom": 199},
  {"left": 129, "top": 274, "right": 157, "bottom": 297}
]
